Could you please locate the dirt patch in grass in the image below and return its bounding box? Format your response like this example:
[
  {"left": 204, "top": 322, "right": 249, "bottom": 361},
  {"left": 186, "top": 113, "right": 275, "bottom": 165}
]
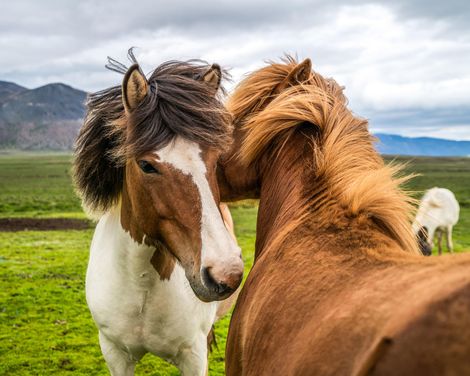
[{"left": 0, "top": 218, "right": 92, "bottom": 232}]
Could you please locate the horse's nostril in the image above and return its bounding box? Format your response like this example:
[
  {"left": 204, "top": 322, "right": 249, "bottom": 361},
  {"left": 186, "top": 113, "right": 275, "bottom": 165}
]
[
  {"left": 218, "top": 282, "right": 230, "bottom": 294},
  {"left": 202, "top": 266, "right": 214, "bottom": 285},
  {"left": 202, "top": 267, "right": 217, "bottom": 291},
  {"left": 202, "top": 267, "right": 233, "bottom": 295}
]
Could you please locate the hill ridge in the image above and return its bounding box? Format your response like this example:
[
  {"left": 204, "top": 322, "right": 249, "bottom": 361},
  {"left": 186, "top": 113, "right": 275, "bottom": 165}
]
[
  {"left": 375, "top": 133, "right": 470, "bottom": 157},
  {"left": 0, "top": 80, "right": 469, "bottom": 155},
  {"left": 0, "top": 80, "right": 87, "bottom": 150}
]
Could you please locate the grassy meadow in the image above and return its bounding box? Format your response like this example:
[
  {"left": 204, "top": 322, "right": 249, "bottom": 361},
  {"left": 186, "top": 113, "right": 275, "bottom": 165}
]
[{"left": 0, "top": 153, "right": 469, "bottom": 375}]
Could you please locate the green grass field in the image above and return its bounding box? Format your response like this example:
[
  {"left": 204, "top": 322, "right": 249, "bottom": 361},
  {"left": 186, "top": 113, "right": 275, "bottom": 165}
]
[
  {"left": 0, "top": 154, "right": 81, "bottom": 218},
  {"left": 0, "top": 154, "right": 469, "bottom": 375}
]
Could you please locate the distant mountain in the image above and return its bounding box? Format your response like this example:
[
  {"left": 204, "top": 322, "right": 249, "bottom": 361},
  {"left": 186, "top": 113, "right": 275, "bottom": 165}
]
[
  {"left": 0, "top": 81, "right": 87, "bottom": 150},
  {"left": 0, "top": 79, "right": 469, "bottom": 156},
  {"left": 0, "top": 81, "right": 27, "bottom": 102},
  {"left": 375, "top": 133, "right": 470, "bottom": 157}
]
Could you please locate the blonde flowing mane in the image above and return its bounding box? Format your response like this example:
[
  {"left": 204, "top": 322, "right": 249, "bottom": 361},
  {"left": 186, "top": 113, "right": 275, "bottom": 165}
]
[{"left": 228, "top": 57, "right": 419, "bottom": 254}]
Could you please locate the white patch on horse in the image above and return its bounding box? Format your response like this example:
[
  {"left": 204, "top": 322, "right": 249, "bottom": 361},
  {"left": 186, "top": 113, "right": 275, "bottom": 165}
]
[
  {"left": 87, "top": 207, "right": 216, "bottom": 375},
  {"left": 156, "top": 137, "right": 241, "bottom": 279}
]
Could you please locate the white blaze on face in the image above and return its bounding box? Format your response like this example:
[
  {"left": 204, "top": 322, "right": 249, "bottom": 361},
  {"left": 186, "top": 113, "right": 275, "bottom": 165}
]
[{"left": 156, "top": 137, "right": 241, "bottom": 274}]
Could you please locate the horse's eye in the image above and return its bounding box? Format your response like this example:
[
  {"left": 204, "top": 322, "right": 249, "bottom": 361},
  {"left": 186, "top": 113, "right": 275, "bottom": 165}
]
[{"left": 138, "top": 160, "right": 160, "bottom": 174}]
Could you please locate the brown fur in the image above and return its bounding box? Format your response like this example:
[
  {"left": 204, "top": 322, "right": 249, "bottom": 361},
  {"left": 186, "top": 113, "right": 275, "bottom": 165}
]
[
  {"left": 220, "top": 57, "right": 470, "bottom": 375},
  {"left": 120, "top": 154, "right": 203, "bottom": 279},
  {"left": 150, "top": 245, "right": 176, "bottom": 281}
]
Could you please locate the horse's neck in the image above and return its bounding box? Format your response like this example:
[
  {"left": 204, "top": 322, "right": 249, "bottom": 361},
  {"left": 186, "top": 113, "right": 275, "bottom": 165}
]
[
  {"left": 94, "top": 207, "right": 157, "bottom": 279},
  {"left": 254, "top": 132, "right": 406, "bottom": 263},
  {"left": 257, "top": 173, "right": 409, "bottom": 266},
  {"left": 255, "top": 132, "right": 311, "bottom": 257}
]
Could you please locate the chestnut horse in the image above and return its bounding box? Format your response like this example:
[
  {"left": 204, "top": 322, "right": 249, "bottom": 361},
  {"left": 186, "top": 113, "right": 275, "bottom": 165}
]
[
  {"left": 217, "top": 57, "right": 470, "bottom": 375},
  {"left": 73, "top": 51, "right": 243, "bottom": 375}
]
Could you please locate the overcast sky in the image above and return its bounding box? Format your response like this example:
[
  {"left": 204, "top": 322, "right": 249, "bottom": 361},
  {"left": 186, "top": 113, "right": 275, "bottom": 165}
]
[{"left": 1, "top": 0, "right": 469, "bottom": 140}]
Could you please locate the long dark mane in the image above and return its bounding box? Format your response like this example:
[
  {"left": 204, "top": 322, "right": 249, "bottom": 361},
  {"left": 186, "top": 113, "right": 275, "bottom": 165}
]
[{"left": 73, "top": 55, "right": 231, "bottom": 216}]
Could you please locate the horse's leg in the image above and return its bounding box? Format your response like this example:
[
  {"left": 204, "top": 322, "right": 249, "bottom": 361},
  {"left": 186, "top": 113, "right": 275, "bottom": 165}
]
[
  {"left": 446, "top": 225, "right": 454, "bottom": 253},
  {"left": 99, "top": 331, "right": 137, "bottom": 376},
  {"left": 177, "top": 334, "right": 208, "bottom": 376},
  {"left": 437, "top": 230, "right": 443, "bottom": 255}
]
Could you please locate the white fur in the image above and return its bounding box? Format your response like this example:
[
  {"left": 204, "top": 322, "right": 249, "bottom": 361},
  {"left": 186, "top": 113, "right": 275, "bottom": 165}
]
[
  {"left": 413, "top": 187, "right": 460, "bottom": 253},
  {"left": 86, "top": 137, "right": 240, "bottom": 375}
]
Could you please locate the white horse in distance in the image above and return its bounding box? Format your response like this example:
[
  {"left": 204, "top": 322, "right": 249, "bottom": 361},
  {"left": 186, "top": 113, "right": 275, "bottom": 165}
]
[{"left": 413, "top": 187, "right": 460, "bottom": 255}]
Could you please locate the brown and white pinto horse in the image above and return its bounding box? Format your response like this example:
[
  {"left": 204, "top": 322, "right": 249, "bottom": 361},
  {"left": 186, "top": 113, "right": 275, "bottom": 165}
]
[
  {"left": 217, "top": 57, "right": 470, "bottom": 375},
  {"left": 73, "top": 51, "right": 243, "bottom": 375}
]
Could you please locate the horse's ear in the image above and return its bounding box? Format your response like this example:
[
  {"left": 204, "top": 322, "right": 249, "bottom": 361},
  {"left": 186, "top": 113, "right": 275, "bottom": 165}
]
[
  {"left": 292, "top": 58, "right": 312, "bottom": 82},
  {"left": 275, "top": 58, "right": 312, "bottom": 94},
  {"left": 122, "top": 64, "right": 149, "bottom": 112},
  {"left": 201, "top": 64, "right": 222, "bottom": 93}
]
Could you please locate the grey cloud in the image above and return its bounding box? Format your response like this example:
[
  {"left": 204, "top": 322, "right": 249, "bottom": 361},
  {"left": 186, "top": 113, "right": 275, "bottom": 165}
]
[
  {"left": 0, "top": 0, "right": 469, "bottom": 139},
  {"left": 391, "top": 0, "right": 470, "bottom": 27}
]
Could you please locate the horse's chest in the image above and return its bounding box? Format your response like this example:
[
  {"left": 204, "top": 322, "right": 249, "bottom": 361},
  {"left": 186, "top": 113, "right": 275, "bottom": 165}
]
[{"left": 86, "top": 247, "right": 216, "bottom": 359}]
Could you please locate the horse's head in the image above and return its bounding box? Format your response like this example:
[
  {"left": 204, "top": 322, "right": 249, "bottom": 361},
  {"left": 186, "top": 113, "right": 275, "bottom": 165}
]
[
  {"left": 218, "top": 56, "right": 420, "bottom": 256},
  {"left": 416, "top": 226, "right": 432, "bottom": 256},
  {"left": 74, "top": 57, "right": 243, "bottom": 302},
  {"left": 217, "top": 57, "right": 313, "bottom": 201}
]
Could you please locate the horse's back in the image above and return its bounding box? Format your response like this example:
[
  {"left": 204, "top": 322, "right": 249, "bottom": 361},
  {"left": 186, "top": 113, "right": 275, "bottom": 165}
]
[
  {"left": 367, "top": 280, "right": 470, "bottom": 376},
  {"left": 226, "top": 240, "right": 470, "bottom": 376}
]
